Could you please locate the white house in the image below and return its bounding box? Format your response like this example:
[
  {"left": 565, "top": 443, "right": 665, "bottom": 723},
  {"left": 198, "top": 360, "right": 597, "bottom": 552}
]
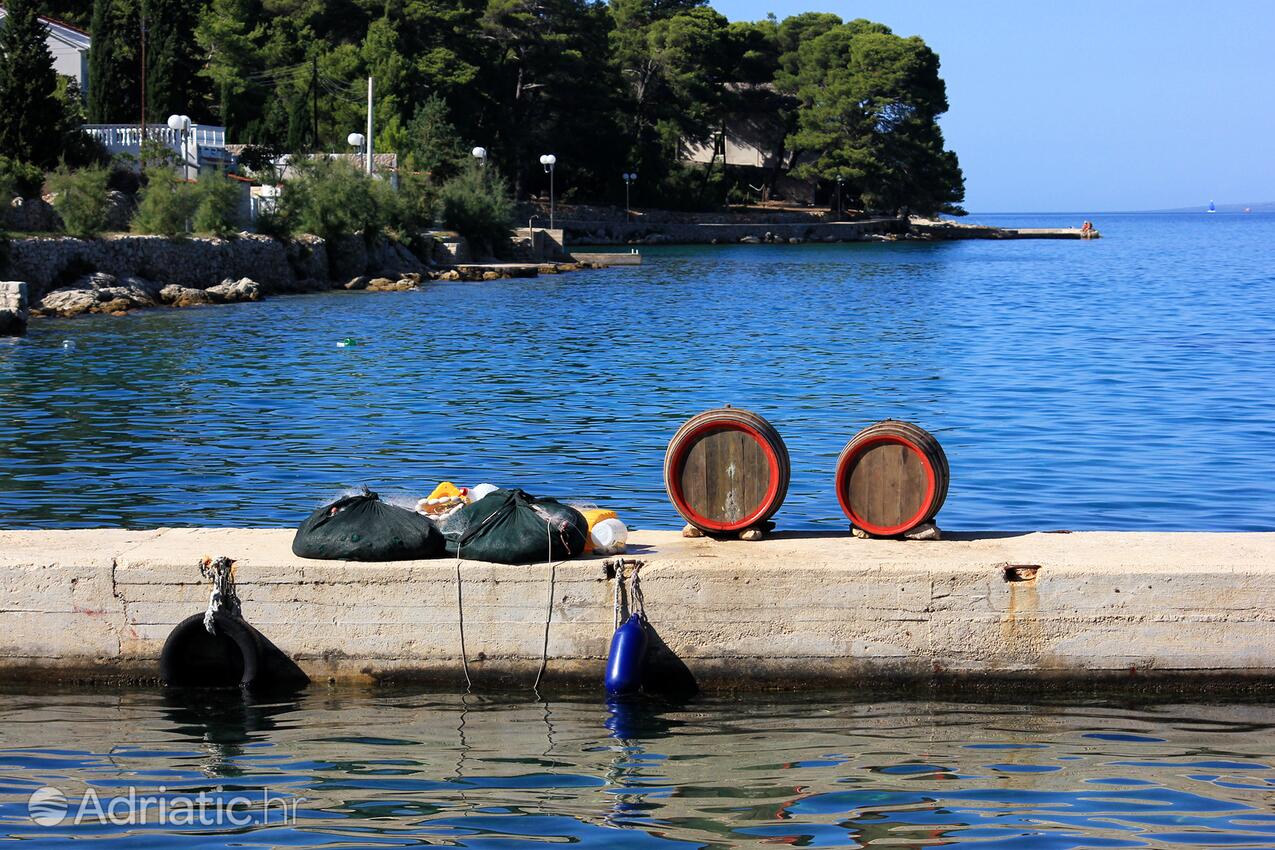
[{"left": 0, "top": 7, "right": 91, "bottom": 97}]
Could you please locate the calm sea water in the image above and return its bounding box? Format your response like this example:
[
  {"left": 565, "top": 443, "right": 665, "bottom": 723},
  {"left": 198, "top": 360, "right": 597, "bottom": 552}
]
[
  {"left": 1, "top": 212, "right": 1272, "bottom": 530},
  {"left": 3, "top": 689, "right": 1275, "bottom": 848}
]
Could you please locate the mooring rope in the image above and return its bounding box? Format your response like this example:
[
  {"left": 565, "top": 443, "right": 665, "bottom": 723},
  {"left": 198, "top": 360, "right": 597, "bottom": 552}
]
[
  {"left": 533, "top": 517, "right": 559, "bottom": 693},
  {"left": 452, "top": 498, "right": 583, "bottom": 694},
  {"left": 630, "top": 561, "right": 646, "bottom": 620},
  {"left": 451, "top": 501, "right": 511, "bottom": 693},
  {"left": 454, "top": 543, "right": 472, "bottom": 692},
  {"left": 199, "top": 556, "right": 240, "bottom": 635},
  {"left": 612, "top": 561, "right": 625, "bottom": 631}
]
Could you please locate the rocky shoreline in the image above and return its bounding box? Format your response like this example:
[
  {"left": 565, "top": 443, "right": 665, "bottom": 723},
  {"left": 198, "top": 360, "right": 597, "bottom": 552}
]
[
  {"left": 0, "top": 232, "right": 594, "bottom": 326},
  {"left": 0, "top": 214, "right": 1095, "bottom": 330}
]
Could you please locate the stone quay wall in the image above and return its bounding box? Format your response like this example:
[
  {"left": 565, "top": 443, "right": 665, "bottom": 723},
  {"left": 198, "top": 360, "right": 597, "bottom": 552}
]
[{"left": 2, "top": 528, "right": 1273, "bottom": 692}]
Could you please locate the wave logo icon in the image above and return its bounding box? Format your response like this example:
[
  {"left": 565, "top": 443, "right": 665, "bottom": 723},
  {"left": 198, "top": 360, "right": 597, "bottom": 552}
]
[{"left": 28, "top": 786, "right": 68, "bottom": 826}]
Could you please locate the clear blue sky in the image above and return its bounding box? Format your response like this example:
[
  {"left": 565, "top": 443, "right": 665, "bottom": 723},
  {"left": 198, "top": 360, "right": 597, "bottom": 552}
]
[{"left": 710, "top": 0, "right": 1275, "bottom": 212}]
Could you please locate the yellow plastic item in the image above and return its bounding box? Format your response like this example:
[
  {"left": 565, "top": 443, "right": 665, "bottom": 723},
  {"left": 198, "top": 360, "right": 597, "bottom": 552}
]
[
  {"left": 581, "top": 509, "right": 618, "bottom": 553},
  {"left": 427, "top": 481, "right": 464, "bottom": 501}
]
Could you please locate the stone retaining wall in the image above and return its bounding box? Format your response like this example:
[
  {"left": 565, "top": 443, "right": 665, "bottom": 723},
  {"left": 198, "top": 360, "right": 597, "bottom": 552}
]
[
  {"left": 2, "top": 529, "right": 1272, "bottom": 691},
  {"left": 0, "top": 234, "right": 430, "bottom": 302}
]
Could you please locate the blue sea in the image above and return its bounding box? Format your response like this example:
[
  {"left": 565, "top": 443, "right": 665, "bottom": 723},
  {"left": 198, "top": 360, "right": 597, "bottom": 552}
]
[{"left": 1, "top": 212, "right": 1272, "bottom": 530}]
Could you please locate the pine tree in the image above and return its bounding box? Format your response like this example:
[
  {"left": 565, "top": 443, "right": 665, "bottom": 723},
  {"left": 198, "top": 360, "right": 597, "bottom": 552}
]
[
  {"left": 0, "top": 0, "right": 64, "bottom": 166},
  {"left": 87, "top": 0, "right": 141, "bottom": 122}
]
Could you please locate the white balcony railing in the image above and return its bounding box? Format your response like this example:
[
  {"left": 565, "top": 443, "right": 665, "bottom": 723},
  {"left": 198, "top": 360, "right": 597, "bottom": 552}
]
[
  {"left": 80, "top": 123, "right": 229, "bottom": 176},
  {"left": 81, "top": 123, "right": 226, "bottom": 151}
]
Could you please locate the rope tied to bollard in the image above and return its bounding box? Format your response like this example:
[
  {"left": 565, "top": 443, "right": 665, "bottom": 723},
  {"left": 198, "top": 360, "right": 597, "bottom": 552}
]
[
  {"left": 605, "top": 558, "right": 647, "bottom": 628},
  {"left": 199, "top": 556, "right": 240, "bottom": 635}
]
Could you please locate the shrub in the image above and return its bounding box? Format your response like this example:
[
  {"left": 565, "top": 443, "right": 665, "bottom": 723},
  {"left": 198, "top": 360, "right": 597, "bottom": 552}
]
[
  {"left": 280, "top": 157, "right": 384, "bottom": 243},
  {"left": 236, "top": 144, "right": 283, "bottom": 175},
  {"left": 106, "top": 154, "right": 142, "bottom": 193},
  {"left": 131, "top": 169, "right": 198, "bottom": 237},
  {"left": 652, "top": 161, "right": 728, "bottom": 212},
  {"left": 47, "top": 166, "right": 111, "bottom": 237},
  {"left": 192, "top": 172, "right": 245, "bottom": 237},
  {"left": 252, "top": 199, "right": 292, "bottom": 239},
  {"left": 139, "top": 138, "right": 180, "bottom": 170},
  {"left": 435, "top": 163, "right": 514, "bottom": 255},
  {"left": 60, "top": 130, "right": 110, "bottom": 170},
  {"left": 0, "top": 155, "right": 45, "bottom": 198},
  {"left": 389, "top": 170, "right": 436, "bottom": 234}
]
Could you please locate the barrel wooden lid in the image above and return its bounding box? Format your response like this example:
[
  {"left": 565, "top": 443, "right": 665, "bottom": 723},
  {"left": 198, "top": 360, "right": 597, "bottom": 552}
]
[
  {"left": 665, "top": 408, "right": 790, "bottom": 533},
  {"left": 836, "top": 420, "right": 948, "bottom": 536}
]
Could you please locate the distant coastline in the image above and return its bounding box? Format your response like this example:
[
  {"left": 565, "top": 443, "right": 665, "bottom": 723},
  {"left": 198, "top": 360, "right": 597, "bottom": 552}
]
[{"left": 962, "top": 204, "right": 1274, "bottom": 216}]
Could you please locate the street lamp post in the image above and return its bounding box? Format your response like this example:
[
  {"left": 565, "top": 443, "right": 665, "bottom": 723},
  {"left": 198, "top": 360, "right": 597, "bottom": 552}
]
[
  {"left": 539, "top": 154, "right": 557, "bottom": 229},
  {"left": 835, "top": 174, "right": 844, "bottom": 217},
  {"left": 471, "top": 146, "right": 487, "bottom": 165},
  {"left": 347, "top": 132, "right": 366, "bottom": 163},
  {"left": 166, "top": 114, "right": 192, "bottom": 180},
  {"left": 622, "top": 171, "right": 637, "bottom": 222}
]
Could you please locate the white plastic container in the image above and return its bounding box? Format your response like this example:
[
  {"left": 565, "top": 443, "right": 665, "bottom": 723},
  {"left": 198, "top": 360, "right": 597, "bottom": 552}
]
[{"left": 590, "top": 518, "right": 628, "bottom": 555}]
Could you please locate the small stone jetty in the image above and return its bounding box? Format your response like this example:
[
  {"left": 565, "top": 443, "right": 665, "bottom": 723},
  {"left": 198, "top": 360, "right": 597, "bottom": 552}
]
[
  {"left": 0, "top": 281, "right": 29, "bottom": 334},
  {"left": 528, "top": 203, "right": 1101, "bottom": 246}
]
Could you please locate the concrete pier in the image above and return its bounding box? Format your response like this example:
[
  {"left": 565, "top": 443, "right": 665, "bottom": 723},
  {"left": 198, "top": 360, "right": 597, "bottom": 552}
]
[
  {"left": 0, "top": 281, "right": 28, "bottom": 335},
  {"left": 2, "top": 529, "right": 1271, "bottom": 690}
]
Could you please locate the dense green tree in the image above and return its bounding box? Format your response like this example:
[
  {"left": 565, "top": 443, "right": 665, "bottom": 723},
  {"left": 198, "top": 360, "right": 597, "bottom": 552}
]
[
  {"left": 87, "top": 0, "right": 141, "bottom": 122},
  {"left": 0, "top": 0, "right": 64, "bottom": 166},
  {"left": 607, "top": 0, "right": 736, "bottom": 194},
  {"left": 144, "top": 0, "right": 206, "bottom": 122},
  {"left": 195, "top": 0, "right": 265, "bottom": 140},
  {"left": 362, "top": 16, "right": 412, "bottom": 154},
  {"left": 400, "top": 94, "right": 467, "bottom": 177},
  {"left": 69, "top": 0, "right": 963, "bottom": 215},
  {"left": 42, "top": 1, "right": 94, "bottom": 28},
  {"left": 788, "top": 20, "right": 963, "bottom": 214},
  {"left": 475, "top": 0, "right": 621, "bottom": 198},
  {"left": 608, "top": 0, "right": 699, "bottom": 144},
  {"left": 191, "top": 169, "right": 244, "bottom": 235}
]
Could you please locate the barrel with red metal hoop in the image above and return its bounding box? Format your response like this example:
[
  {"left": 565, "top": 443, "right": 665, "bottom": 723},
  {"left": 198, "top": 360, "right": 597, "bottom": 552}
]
[
  {"left": 664, "top": 407, "right": 790, "bottom": 533},
  {"left": 835, "top": 420, "right": 949, "bottom": 537}
]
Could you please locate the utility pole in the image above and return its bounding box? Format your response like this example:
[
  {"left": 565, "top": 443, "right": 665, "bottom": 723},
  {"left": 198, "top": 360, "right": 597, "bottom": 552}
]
[
  {"left": 139, "top": 5, "right": 147, "bottom": 145},
  {"left": 311, "top": 56, "right": 319, "bottom": 150},
  {"left": 365, "top": 76, "right": 373, "bottom": 175}
]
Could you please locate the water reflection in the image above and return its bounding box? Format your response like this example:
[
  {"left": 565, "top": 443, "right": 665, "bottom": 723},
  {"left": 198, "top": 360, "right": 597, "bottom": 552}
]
[{"left": 2, "top": 689, "right": 1275, "bottom": 847}]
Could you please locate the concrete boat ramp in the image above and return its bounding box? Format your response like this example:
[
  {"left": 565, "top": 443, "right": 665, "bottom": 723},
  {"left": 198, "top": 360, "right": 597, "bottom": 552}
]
[{"left": 2, "top": 528, "right": 1271, "bottom": 692}]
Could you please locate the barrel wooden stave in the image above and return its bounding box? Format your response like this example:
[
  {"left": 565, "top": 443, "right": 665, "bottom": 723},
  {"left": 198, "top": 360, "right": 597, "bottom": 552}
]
[
  {"left": 665, "top": 408, "right": 790, "bottom": 533},
  {"left": 835, "top": 419, "right": 949, "bottom": 537}
]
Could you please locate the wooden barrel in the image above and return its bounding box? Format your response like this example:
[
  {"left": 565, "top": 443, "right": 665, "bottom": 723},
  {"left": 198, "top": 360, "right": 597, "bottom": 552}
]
[
  {"left": 835, "top": 420, "right": 949, "bottom": 537},
  {"left": 664, "top": 407, "right": 790, "bottom": 533}
]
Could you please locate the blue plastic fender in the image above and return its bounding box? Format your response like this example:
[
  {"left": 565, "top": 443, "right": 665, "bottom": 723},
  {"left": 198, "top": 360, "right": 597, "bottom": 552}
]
[{"left": 605, "top": 614, "right": 648, "bottom": 695}]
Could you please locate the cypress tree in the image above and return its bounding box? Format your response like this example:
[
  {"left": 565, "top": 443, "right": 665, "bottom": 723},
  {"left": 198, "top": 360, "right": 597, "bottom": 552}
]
[
  {"left": 144, "top": 0, "right": 201, "bottom": 122},
  {"left": 87, "top": 0, "right": 141, "bottom": 122},
  {"left": 0, "top": 0, "right": 63, "bottom": 166}
]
